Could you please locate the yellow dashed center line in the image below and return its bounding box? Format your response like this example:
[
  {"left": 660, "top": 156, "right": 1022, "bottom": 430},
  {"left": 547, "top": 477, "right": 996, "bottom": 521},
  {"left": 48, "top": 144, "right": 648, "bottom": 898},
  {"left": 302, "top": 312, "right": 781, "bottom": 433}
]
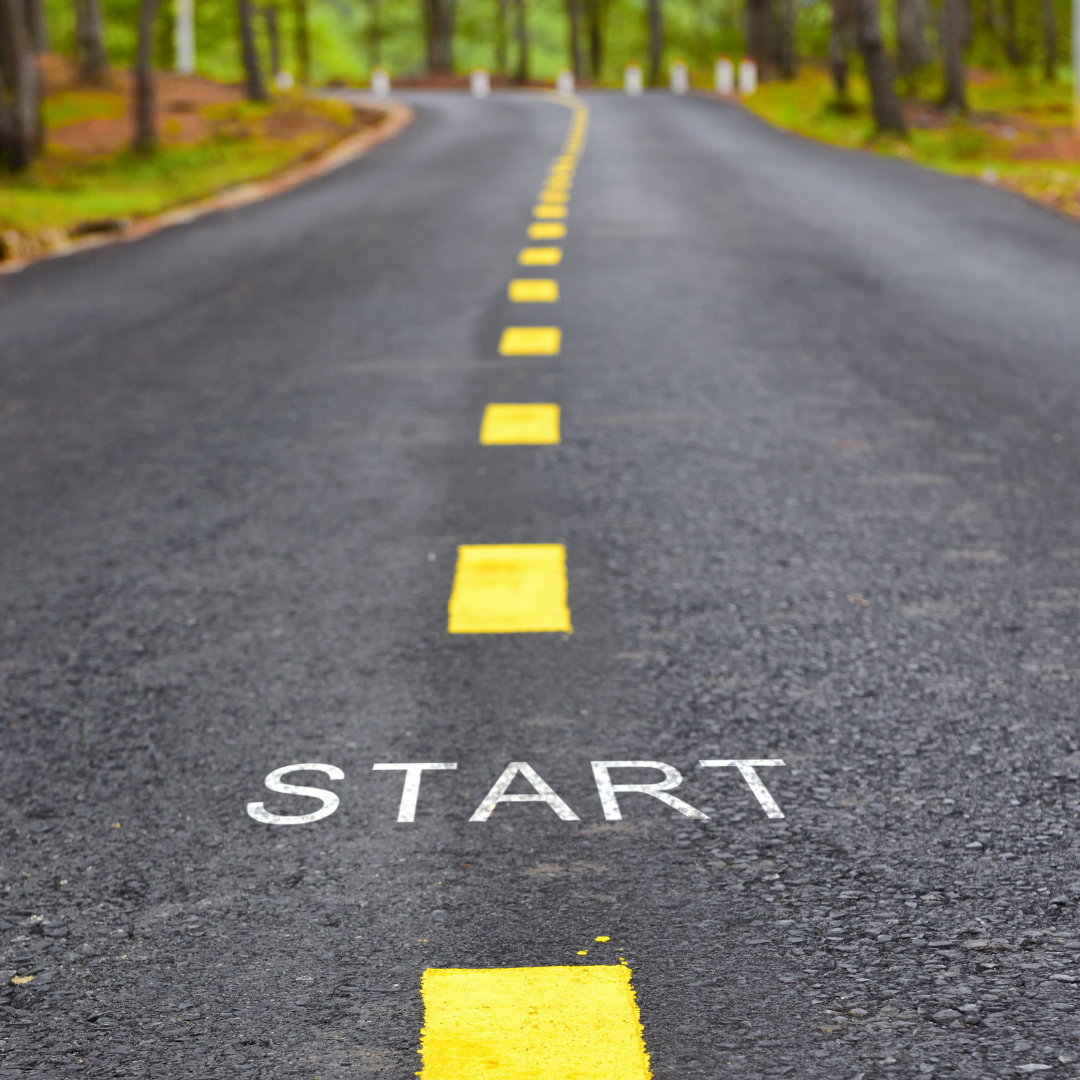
[
  {"left": 508, "top": 278, "right": 559, "bottom": 302},
  {"left": 480, "top": 403, "right": 560, "bottom": 444},
  {"left": 528, "top": 222, "right": 566, "bottom": 239},
  {"left": 498, "top": 327, "right": 561, "bottom": 355},
  {"left": 518, "top": 246, "right": 562, "bottom": 266},
  {"left": 447, "top": 545, "right": 572, "bottom": 633}
]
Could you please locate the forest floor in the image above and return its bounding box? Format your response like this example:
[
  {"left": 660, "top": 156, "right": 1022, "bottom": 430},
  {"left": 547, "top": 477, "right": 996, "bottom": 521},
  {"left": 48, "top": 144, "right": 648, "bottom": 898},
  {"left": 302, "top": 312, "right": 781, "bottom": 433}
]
[
  {"left": 743, "top": 67, "right": 1080, "bottom": 223},
  {"left": 0, "top": 56, "right": 387, "bottom": 260}
]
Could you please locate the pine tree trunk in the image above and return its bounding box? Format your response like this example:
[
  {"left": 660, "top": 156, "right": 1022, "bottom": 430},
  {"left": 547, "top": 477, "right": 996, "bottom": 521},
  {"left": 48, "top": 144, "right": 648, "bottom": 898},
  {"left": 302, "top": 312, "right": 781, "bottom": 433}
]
[
  {"left": 238, "top": 0, "right": 267, "bottom": 100},
  {"left": 132, "top": 0, "right": 158, "bottom": 155},
  {"left": 513, "top": 0, "right": 527, "bottom": 83},
  {"left": 292, "top": 0, "right": 309, "bottom": 82},
  {"left": 0, "top": 0, "right": 40, "bottom": 169},
  {"left": 26, "top": 0, "right": 47, "bottom": 50},
  {"left": 566, "top": 0, "right": 581, "bottom": 78},
  {"left": 74, "top": 0, "right": 108, "bottom": 83},
  {"left": 940, "top": 0, "right": 967, "bottom": 110},
  {"left": 828, "top": 0, "right": 850, "bottom": 100},
  {"left": 584, "top": 0, "right": 604, "bottom": 79},
  {"left": 854, "top": 0, "right": 905, "bottom": 133},
  {"left": 424, "top": 0, "right": 455, "bottom": 74},
  {"left": 775, "top": 0, "right": 795, "bottom": 78},
  {"left": 1039, "top": 0, "right": 1055, "bottom": 79},
  {"left": 746, "top": 0, "right": 771, "bottom": 77},
  {"left": 495, "top": 0, "right": 506, "bottom": 75},
  {"left": 1002, "top": 0, "right": 1018, "bottom": 63},
  {"left": 646, "top": 0, "right": 661, "bottom": 85},
  {"left": 367, "top": 0, "right": 381, "bottom": 68},
  {"left": 895, "top": 0, "right": 928, "bottom": 83}
]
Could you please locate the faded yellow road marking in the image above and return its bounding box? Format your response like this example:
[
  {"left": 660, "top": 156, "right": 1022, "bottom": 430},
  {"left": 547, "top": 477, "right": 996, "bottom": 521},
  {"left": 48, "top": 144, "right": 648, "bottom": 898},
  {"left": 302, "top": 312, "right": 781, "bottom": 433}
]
[
  {"left": 533, "top": 204, "right": 568, "bottom": 220},
  {"left": 480, "top": 403, "right": 560, "bottom": 444},
  {"left": 499, "top": 326, "right": 561, "bottom": 355},
  {"left": 448, "top": 545, "right": 571, "bottom": 633},
  {"left": 419, "top": 965, "right": 650, "bottom": 1080},
  {"left": 508, "top": 278, "right": 559, "bottom": 302},
  {"left": 539, "top": 189, "right": 570, "bottom": 204},
  {"left": 519, "top": 246, "right": 562, "bottom": 266},
  {"left": 528, "top": 221, "right": 566, "bottom": 239}
]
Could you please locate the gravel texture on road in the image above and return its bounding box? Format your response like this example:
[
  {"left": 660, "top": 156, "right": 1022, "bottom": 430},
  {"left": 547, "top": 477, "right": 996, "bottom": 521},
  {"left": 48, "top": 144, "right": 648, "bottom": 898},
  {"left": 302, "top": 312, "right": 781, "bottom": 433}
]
[{"left": 1, "top": 91, "right": 1079, "bottom": 1079}]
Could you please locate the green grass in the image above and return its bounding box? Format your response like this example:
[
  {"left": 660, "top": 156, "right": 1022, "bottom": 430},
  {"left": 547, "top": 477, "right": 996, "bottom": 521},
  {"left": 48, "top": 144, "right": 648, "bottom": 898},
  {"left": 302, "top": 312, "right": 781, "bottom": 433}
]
[
  {"left": 743, "top": 67, "right": 1080, "bottom": 220},
  {"left": 43, "top": 88, "right": 127, "bottom": 128},
  {"left": 0, "top": 93, "right": 362, "bottom": 239}
]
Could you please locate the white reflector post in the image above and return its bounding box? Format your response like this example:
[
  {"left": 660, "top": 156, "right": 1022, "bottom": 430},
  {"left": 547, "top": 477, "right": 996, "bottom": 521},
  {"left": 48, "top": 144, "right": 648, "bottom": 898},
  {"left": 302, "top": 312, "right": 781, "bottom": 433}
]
[
  {"left": 174, "top": 0, "right": 194, "bottom": 74},
  {"left": 715, "top": 56, "right": 734, "bottom": 94}
]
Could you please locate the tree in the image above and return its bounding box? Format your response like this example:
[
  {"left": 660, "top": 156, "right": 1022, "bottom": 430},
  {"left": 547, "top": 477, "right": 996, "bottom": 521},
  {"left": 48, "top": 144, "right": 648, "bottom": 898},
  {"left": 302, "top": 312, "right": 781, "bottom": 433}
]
[
  {"left": 566, "top": 0, "right": 581, "bottom": 78},
  {"left": 854, "top": 0, "right": 905, "bottom": 133},
  {"left": 0, "top": 0, "right": 42, "bottom": 170},
  {"left": 827, "top": 0, "right": 852, "bottom": 102},
  {"left": 366, "top": 0, "right": 382, "bottom": 69},
  {"left": 73, "top": 0, "right": 108, "bottom": 83},
  {"left": 895, "top": 0, "right": 928, "bottom": 89},
  {"left": 940, "top": 0, "right": 967, "bottom": 110},
  {"left": 133, "top": 0, "right": 159, "bottom": 154},
  {"left": 646, "top": 0, "right": 661, "bottom": 85},
  {"left": 513, "top": 0, "right": 527, "bottom": 82},
  {"left": 775, "top": 0, "right": 795, "bottom": 78},
  {"left": 495, "top": 0, "right": 507, "bottom": 76},
  {"left": 1039, "top": 0, "right": 1055, "bottom": 78},
  {"left": 238, "top": 0, "right": 268, "bottom": 100},
  {"left": 292, "top": 0, "right": 310, "bottom": 82},
  {"left": 424, "top": 0, "right": 455, "bottom": 73},
  {"left": 746, "top": 0, "right": 771, "bottom": 76},
  {"left": 582, "top": 0, "right": 605, "bottom": 79}
]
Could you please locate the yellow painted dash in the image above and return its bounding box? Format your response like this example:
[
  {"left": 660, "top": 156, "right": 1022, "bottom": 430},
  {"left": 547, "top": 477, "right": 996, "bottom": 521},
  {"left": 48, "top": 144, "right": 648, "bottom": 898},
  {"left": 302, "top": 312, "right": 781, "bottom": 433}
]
[
  {"left": 533, "top": 204, "right": 568, "bottom": 220},
  {"left": 518, "top": 246, "right": 562, "bottom": 266},
  {"left": 539, "top": 189, "right": 570, "bottom": 204},
  {"left": 480, "top": 403, "right": 560, "bottom": 444},
  {"left": 529, "top": 222, "right": 566, "bottom": 239},
  {"left": 447, "top": 545, "right": 572, "bottom": 633},
  {"left": 508, "top": 278, "right": 559, "bottom": 302},
  {"left": 419, "top": 965, "right": 651, "bottom": 1080},
  {"left": 499, "top": 326, "right": 561, "bottom": 355}
]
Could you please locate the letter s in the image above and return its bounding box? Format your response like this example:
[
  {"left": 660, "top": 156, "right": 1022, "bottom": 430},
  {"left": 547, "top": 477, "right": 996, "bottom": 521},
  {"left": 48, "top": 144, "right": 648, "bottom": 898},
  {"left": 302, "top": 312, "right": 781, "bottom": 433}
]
[{"left": 246, "top": 763, "right": 344, "bottom": 825}]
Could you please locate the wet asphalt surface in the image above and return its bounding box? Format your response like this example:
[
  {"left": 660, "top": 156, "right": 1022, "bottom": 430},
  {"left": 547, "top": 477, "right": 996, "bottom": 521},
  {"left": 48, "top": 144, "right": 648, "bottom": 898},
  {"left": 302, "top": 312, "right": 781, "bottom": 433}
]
[{"left": 2, "top": 89, "right": 1080, "bottom": 1079}]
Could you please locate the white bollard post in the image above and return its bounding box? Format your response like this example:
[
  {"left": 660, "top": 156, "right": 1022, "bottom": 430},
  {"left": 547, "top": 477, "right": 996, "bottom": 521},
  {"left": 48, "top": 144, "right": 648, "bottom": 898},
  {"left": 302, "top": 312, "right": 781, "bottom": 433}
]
[
  {"left": 174, "top": 0, "right": 195, "bottom": 74},
  {"left": 370, "top": 67, "right": 390, "bottom": 97},
  {"left": 556, "top": 68, "right": 575, "bottom": 94},
  {"left": 670, "top": 60, "right": 689, "bottom": 94},
  {"left": 275, "top": 69, "right": 294, "bottom": 90},
  {"left": 470, "top": 68, "right": 491, "bottom": 98},
  {"left": 737, "top": 57, "right": 758, "bottom": 95},
  {"left": 715, "top": 56, "right": 734, "bottom": 95},
  {"left": 624, "top": 63, "right": 643, "bottom": 96}
]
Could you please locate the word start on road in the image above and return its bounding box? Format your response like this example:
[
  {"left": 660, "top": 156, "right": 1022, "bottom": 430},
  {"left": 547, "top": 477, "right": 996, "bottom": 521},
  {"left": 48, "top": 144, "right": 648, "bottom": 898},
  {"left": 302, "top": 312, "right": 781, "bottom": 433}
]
[{"left": 246, "top": 759, "right": 786, "bottom": 826}]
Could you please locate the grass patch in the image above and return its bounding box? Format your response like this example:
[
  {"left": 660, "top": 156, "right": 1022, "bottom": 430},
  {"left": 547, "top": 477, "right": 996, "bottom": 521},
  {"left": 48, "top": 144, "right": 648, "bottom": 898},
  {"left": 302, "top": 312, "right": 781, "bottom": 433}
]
[{"left": 743, "top": 67, "right": 1080, "bottom": 221}]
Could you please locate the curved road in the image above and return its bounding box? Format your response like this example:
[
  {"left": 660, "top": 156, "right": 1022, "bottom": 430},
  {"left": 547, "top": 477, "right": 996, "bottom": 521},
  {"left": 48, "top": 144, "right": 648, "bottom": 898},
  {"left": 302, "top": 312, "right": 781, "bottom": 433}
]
[{"left": 2, "top": 90, "right": 1080, "bottom": 1079}]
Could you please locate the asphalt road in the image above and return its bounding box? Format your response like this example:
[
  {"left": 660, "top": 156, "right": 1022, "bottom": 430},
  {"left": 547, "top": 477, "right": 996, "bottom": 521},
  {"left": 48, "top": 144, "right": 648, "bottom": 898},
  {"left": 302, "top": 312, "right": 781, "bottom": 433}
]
[{"left": 2, "top": 88, "right": 1080, "bottom": 1080}]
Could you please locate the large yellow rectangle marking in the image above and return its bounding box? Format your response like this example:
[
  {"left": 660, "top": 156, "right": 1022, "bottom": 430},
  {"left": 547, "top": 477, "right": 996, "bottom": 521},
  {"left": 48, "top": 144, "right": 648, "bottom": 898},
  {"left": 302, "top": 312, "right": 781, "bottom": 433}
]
[
  {"left": 509, "top": 278, "right": 558, "bottom": 302},
  {"left": 480, "top": 403, "right": 560, "bottom": 444},
  {"left": 499, "top": 326, "right": 561, "bottom": 355},
  {"left": 419, "top": 966, "right": 650, "bottom": 1080},
  {"left": 534, "top": 204, "right": 568, "bottom": 220},
  {"left": 447, "top": 545, "right": 571, "bottom": 633},
  {"left": 519, "top": 246, "right": 562, "bottom": 265},
  {"left": 529, "top": 221, "right": 566, "bottom": 239}
]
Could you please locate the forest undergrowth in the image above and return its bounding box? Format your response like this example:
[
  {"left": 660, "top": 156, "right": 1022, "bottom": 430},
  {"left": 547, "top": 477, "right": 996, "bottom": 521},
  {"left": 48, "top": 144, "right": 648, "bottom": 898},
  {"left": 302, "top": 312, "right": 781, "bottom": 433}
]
[{"left": 744, "top": 66, "right": 1080, "bottom": 223}]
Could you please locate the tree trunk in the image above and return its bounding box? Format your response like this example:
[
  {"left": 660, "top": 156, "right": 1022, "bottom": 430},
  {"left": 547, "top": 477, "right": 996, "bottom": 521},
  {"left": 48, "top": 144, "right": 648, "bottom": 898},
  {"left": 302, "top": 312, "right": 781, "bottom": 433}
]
[
  {"left": 237, "top": 0, "right": 267, "bottom": 100},
  {"left": 367, "top": 0, "right": 381, "bottom": 68},
  {"left": 940, "top": 0, "right": 967, "bottom": 110},
  {"left": 262, "top": 5, "right": 280, "bottom": 76},
  {"left": 0, "top": 0, "right": 40, "bottom": 169},
  {"left": 1039, "top": 0, "right": 1055, "bottom": 78},
  {"left": 895, "top": 0, "right": 928, "bottom": 82},
  {"left": 74, "top": 0, "right": 108, "bottom": 83},
  {"left": 827, "top": 0, "right": 850, "bottom": 100},
  {"left": 132, "top": 0, "right": 158, "bottom": 155},
  {"left": 646, "top": 0, "right": 661, "bottom": 85},
  {"left": 775, "top": 0, "right": 795, "bottom": 78},
  {"left": 26, "top": 0, "right": 46, "bottom": 50},
  {"left": 745, "top": 0, "right": 771, "bottom": 77},
  {"left": 566, "top": 0, "right": 581, "bottom": 78},
  {"left": 292, "top": 0, "right": 309, "bottom": 82},
  {"left": 424, "top": 0, "right": 455, "bottom": 74},
  {"left": 1002, "top": 0, "right": 1018, "bottom": 64},
  {"left": 513, "top": 0, "right": 527, "bottom": 82},
  {"left": 495, "top": 0, "right": 507, "bottom": 75},
  {"left": 854, "top": 0, "right": 905, "bottom": 133},
  {"left": 583, "top": 0, "right": 604, "bottom": 79}
]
